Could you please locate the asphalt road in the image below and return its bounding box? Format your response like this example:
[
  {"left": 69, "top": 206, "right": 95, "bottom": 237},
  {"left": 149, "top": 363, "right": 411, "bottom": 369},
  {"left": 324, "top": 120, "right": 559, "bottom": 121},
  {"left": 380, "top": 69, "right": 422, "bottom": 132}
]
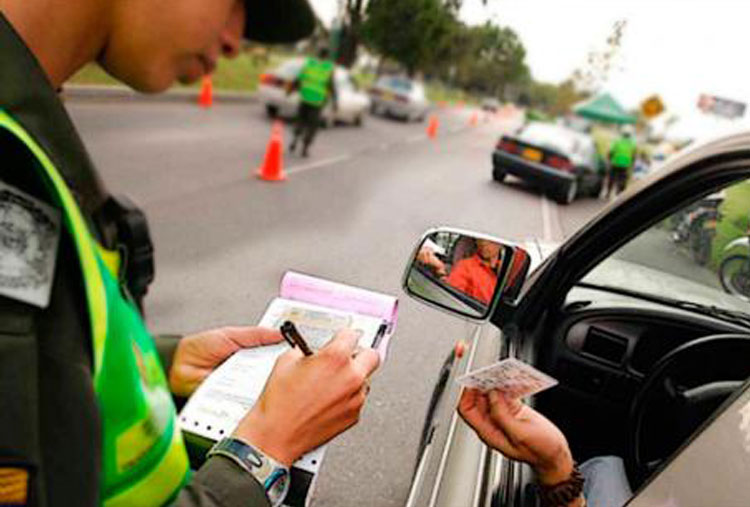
[{"left": 66, "top": 98, "right": 606, "bottom": 507}]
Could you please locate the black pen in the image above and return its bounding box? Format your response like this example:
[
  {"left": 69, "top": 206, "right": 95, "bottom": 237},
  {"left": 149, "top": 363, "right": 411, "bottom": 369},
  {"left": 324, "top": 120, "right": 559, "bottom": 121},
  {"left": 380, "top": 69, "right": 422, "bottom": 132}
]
[
  {"left": 372, "top": 321, "right": 388, "bottom": 349},
  {"left": 280, "top": 320, "right": 314, "bottom": 356}
]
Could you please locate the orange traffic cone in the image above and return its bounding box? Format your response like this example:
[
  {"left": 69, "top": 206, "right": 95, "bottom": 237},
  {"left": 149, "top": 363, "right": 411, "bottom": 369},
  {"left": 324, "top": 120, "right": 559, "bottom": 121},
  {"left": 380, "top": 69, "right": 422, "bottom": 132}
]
[
  {"left": 257, "top": 121, "right": 286, "bottom": 181},
  {"left": 469, "top": 112, "right": 478, "bottom": 126},
  {"left": 426, "top": 115, "right": 439, "bottom": 139},
  {"left": 198, "top": 76, "right": 213, "bottom": 108}
]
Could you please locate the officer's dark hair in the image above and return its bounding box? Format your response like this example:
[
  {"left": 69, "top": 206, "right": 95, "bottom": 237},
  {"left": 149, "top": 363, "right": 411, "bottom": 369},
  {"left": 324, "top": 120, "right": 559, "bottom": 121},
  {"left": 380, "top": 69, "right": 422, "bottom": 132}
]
[{"left": 318, "top": 47, "right": 330, "bottom": 59}]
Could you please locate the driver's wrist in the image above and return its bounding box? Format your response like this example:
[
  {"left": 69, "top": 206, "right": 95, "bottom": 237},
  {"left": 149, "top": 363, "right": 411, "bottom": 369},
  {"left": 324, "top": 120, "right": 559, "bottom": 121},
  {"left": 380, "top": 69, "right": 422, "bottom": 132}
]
[{"left": 535, "top": 448, "right": 575, "bottom": 486}]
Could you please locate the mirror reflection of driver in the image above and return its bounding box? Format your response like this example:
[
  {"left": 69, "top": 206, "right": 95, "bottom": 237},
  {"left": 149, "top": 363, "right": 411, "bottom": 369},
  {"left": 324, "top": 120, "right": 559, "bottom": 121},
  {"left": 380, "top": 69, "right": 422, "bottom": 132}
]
[{"left": 444, "top": 239, "right": 501, "bottom": 305}]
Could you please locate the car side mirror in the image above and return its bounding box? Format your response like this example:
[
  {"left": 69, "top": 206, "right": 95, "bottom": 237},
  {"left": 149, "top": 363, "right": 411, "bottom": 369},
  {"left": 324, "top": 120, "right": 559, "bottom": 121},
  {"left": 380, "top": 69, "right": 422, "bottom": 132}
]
[{"left": 402, "top": 228, "right": 531, "bottom": 320}]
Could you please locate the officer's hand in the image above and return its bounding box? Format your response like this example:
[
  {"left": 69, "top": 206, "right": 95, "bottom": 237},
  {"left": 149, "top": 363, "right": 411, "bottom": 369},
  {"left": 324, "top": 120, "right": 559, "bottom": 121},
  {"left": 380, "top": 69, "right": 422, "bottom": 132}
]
[
  {"left": 233, "top": 329, "right": 380, "bottom": 466},
  {"left": 169, "top": 327, "right": 282, "bottom": 397},
  {"left": 458, "top": 389, "right": 574, "bottom": 485}
]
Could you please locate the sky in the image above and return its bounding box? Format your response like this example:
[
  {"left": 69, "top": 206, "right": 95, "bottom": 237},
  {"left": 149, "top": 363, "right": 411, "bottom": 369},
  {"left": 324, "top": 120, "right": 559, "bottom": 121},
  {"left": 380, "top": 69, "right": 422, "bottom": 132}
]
[{"left": 310, "top": 0, "right": 750, "bottom": 125}]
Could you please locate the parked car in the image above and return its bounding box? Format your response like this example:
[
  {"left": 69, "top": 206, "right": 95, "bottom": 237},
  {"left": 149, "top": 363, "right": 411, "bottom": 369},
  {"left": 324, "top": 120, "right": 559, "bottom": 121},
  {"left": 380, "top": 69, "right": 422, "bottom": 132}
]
[
  {"left": 369, "top": 75, "right": 430, "bottom": 122},
  {"left": 493, "top": 122, "right": 605, "bottom": 204},
  {"left": 481, "top": 97, "right": 501, "bottom": 113},
  {"left": 403, "top": 132, "right": 750, "bottom": 507},
  {"left": 257, "top": 57, "right": 370, "bottom": 127}
]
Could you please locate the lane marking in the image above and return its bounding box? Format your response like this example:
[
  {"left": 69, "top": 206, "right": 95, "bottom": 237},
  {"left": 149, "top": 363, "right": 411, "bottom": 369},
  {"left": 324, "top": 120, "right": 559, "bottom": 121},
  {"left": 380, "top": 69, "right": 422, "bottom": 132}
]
[
  {"left": 541, "top": 195, "right": 553, "bottom": 242},
  {"left": 283, "top": 119, "right": 473, "bottom": 177},
  {"left": 285, "top": 154, "right": 352, "bottom": 175},
  {"left": 551, "top": 198, "right": 566, "bottom": 239}
]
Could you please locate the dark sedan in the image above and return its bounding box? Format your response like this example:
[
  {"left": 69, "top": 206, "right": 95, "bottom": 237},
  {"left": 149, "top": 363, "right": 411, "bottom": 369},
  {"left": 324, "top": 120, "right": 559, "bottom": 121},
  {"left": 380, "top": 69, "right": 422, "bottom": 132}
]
[{"left": 492, "top": 122, "right": 604, "bottom": 204}]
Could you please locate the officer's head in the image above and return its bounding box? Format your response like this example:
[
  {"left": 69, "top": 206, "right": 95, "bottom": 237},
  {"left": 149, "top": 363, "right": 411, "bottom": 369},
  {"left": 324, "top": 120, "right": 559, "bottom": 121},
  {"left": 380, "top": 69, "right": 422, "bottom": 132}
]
[
  {"left": 318, "top": 47, "right": 331, "bottom": 60},
  {"left": 100, "top": 0, "right": 314, "bottom": 93},
  {"left": 622, "top": 125, "right": 635, "bottom": 138}
]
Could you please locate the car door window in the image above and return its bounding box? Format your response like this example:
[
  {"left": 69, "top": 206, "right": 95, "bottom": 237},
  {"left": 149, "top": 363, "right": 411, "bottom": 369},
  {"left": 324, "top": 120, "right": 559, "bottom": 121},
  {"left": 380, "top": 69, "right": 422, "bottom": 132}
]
[{"left": 581, "top": 178, "right": 750, "bottom": 313}]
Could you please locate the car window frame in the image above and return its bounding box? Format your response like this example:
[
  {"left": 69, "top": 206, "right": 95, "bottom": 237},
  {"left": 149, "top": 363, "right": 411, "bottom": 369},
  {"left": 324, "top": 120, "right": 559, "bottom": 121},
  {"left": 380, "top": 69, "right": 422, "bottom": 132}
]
[{"left": 499, "top": 147, "right": 750, "bottom": 329}]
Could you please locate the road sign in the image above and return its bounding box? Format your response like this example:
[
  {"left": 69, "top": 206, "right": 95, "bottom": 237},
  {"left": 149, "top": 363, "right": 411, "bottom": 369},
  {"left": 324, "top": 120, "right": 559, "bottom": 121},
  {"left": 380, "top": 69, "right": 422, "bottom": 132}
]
[
  {"left": 641, "top": 95, "right": 665, "bottom": 119},
  {"left": 698, "top": 94, "right": 746, "bottom": 119}
]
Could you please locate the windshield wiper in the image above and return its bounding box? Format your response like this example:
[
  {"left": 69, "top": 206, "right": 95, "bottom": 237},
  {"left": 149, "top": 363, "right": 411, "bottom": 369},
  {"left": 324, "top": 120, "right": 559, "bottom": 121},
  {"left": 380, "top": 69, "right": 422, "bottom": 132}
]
[{"left": 576, "top": 282, "right": 750, "bottom": 329}]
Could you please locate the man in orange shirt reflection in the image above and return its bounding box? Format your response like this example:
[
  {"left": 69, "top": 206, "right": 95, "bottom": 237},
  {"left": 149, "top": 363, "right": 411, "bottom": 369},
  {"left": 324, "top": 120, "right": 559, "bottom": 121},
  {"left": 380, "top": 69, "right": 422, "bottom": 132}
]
[{"left": 445, "top": 239, "right": 502, "bottom": 304}]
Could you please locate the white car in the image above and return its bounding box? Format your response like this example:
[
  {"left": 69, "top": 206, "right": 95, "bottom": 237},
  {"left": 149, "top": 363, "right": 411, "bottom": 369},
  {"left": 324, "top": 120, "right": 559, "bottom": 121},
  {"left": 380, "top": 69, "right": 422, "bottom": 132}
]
[{"left": 257, "top": 57, "right": 370, "bottom": 127}]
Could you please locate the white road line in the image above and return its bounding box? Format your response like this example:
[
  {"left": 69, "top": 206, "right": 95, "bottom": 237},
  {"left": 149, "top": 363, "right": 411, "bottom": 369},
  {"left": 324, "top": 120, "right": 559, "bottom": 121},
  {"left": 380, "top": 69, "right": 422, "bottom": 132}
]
[
  {"left": 285, "top": 154, "right": 352, "bottom": 175},
  {"left": 541, "top": 195, "right": 553, "bottom": 242},
  {"left": 406, "top": 134, "right": 425, "bottom": 144},
  {"left": 551, "top": 199, "right": 565, "bottom": 239}
]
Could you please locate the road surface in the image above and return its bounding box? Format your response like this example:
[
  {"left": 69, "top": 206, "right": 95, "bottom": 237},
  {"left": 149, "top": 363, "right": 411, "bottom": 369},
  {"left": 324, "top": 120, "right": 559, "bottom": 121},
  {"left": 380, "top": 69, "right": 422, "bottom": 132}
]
[{"left": 66, "top": 98, "right": 606, "bottom": 506}]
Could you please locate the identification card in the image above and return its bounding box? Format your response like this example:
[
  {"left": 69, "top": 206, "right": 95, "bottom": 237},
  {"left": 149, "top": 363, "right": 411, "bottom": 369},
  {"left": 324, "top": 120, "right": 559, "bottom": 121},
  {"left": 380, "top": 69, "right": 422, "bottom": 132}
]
[
  {"left": 456, "top": 358, "right": 558, "bottom": 398},
  {"left": 0, "top": 181, "right": 61, "bottom": 308}
]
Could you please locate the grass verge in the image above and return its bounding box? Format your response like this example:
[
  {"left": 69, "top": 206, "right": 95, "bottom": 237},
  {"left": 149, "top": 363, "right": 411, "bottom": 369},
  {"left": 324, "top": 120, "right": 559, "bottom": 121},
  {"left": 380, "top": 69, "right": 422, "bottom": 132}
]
[{"left": 68, "top": 52, "right": 287, "bottom": 92}]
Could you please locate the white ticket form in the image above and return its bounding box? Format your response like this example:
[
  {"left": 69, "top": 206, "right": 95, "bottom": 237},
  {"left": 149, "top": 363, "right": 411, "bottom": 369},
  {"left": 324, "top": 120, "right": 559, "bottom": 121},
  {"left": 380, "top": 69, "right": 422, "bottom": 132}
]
[
  {"left": 456, "top": 358, "right": 558, "bottom": 399},
  {"left": 178, "top": 297, "right": 383, "bottom": 473}
]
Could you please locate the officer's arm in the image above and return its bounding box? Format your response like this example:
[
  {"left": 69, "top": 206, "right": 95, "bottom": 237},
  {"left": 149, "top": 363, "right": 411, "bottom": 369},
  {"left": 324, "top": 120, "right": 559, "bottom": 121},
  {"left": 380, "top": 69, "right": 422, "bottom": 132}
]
[
  {"left": 173, "top": 457, "right": 271, "bottom": 507},
  {"left": 0, "top": 299, "right": 46, "bottom": 506},
  {"left": 153, "top": 334, "right": 181, "bottom": 381}
]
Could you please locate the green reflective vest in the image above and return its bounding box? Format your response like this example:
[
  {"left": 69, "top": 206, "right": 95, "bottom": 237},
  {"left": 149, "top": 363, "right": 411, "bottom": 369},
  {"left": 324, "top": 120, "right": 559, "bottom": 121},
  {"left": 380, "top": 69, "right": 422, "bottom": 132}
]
[
  {"left": 610, "top": 136, "right": 637, "bottom": 168},
  {"left": 0, "top": 109, "right": 190, "bottom": 506},
  {"left": 299, "top": 57, "right": 334, "bottom": 107}
]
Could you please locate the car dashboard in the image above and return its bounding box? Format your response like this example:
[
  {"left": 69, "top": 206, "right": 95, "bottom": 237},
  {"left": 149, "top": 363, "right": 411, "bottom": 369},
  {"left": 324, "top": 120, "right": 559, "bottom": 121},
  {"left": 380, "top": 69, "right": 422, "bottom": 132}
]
[{"left": 534, "top": 284, "right": 750, "bottom": 461}]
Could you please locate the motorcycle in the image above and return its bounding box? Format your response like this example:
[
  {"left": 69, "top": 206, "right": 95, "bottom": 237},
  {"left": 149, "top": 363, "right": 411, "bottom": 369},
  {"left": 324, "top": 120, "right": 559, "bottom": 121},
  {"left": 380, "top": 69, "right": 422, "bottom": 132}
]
[
  {"left": 719, "top": 234, "right": 750, "bottom": 299},
  {"left": 671, "top": 191, "right": 724, "bottom": 265}
]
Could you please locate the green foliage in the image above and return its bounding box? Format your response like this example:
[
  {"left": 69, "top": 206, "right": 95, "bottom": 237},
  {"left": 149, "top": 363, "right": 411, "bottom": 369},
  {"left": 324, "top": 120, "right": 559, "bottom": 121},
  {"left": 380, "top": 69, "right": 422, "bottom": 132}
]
[
  {"left": 713, "top": 181, "right": 750, "bottom": 266},
  {"left": 363, "top": 0, "right": 456, "bottom": 76},
  {"left": 442, "top": 23, "right": 529, "bottom": 96},
  {"left": 363, "top": 0, "right": 529, "bottom": 98},
  {"left": 521, "top": 79, "right": 586, "bottom": 116}
]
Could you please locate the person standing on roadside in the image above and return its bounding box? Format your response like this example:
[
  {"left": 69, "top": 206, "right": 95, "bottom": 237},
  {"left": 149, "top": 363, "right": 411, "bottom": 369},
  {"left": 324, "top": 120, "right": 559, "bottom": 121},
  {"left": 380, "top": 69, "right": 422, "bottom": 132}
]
[
  {"left": 289, "top": 47, "right": 337, "bottom": 158},
  {"left": 0, "top": 1, "right": 379, "bottom": 506},
  {"left": 606, "top": 125, "right": 638, "bottom": 198}
]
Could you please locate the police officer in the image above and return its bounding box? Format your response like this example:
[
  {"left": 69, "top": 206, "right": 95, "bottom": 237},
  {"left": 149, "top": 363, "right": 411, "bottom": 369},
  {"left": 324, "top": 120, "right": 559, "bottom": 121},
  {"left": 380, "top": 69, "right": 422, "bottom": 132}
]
[
  {"left": 288, "top": 47, "right": 337, "bottom": 158},
  {"left": 606, "top": 125, "right": 638, "bottom": 198},
  {"left": 0, "top": 1, "right": 380, "bottom": 506}
]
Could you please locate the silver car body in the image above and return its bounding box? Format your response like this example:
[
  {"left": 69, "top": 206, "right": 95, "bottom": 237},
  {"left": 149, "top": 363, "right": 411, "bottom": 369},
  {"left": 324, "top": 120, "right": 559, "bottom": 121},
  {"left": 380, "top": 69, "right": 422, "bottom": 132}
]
[{"left": 369, "top": 75, "right": 430, "bottom": 122}]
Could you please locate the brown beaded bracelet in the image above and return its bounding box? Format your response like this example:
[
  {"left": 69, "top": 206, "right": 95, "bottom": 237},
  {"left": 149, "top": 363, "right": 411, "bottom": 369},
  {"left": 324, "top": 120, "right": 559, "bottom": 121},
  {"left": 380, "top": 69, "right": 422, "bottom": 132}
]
[{"left": 537, "top": 462, "right": 585, "bottom": 507}]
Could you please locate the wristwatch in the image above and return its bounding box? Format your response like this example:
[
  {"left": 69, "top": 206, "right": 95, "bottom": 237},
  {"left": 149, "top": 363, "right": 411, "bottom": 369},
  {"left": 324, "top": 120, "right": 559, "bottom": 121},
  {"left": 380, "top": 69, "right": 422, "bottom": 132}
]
[{"left": 207, "top": 437, "right": 290, "bottom": 507}]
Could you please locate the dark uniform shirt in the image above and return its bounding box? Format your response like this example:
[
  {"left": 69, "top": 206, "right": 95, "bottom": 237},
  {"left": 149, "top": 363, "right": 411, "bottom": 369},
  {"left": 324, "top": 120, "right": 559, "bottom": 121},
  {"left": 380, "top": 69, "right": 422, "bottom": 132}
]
[{"left": 0, "top": 13, "right": 269, "bottom": 507}]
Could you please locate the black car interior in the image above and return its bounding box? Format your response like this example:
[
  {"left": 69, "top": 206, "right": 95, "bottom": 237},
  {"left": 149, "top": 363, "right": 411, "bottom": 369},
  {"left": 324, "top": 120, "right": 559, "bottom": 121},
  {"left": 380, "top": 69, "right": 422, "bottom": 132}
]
[{"left": 532, "top": 288, "right": 750, "bottom": 490}]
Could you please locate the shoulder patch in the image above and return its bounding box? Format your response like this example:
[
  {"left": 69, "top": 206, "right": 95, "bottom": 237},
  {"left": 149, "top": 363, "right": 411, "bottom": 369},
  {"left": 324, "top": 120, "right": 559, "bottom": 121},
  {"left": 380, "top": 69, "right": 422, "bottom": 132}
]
[
  {"left": 0, "top": 181, "right": 61, "bottom": 308},
  {"left": 0, "top": 466, "right": 29, "bottom": 505}
]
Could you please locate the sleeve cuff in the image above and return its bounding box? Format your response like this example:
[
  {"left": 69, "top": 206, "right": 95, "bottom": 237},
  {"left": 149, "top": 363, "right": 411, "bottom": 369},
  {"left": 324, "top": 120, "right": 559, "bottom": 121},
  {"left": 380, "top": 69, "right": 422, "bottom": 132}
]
[{"left": 193, "top": 455, "right": 271, "bottom": 507}]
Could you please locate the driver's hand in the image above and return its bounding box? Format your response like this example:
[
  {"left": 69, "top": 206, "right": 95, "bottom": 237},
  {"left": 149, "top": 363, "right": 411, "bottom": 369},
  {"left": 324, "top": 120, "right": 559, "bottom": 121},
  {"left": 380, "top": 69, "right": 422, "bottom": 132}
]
[
  {"left": 233, "top": 329, "right": 380, "bottom": 466},
  {"left": 458, "top": 388, "right": 574, "bottom": 485},
  {"left": 417, "top": 247, "right": 447, "bottom": 277}
]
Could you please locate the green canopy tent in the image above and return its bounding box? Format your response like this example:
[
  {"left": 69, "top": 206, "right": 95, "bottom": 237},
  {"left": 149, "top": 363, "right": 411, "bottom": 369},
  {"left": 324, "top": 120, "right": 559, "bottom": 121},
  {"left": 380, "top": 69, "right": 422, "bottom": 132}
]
[{"left": 573, "top": 93, "right": 637, "bottom": 125}]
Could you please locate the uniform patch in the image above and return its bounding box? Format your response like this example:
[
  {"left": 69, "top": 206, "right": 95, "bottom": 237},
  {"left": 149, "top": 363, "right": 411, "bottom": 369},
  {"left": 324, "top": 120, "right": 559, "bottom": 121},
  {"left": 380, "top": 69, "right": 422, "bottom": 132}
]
[
  {"left": 0, "top": 181, "right": 61, "bottom": 308},
  {"left": 0, "top": 467, "right": 29, "bottom": 505}
]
